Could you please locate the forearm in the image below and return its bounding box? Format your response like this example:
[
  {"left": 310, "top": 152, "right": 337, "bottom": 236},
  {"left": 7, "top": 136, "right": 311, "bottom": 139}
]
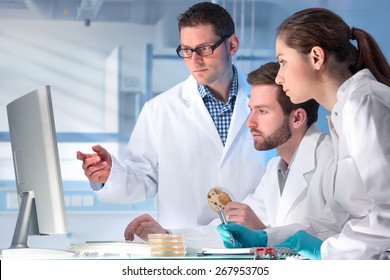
[{"left": 94, "top": 155, "right": 157, "bottom": 204}]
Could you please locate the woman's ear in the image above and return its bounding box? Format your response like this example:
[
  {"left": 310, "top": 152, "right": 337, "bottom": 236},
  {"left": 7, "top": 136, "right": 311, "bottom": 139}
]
[
  {"left": 310, "top": 46, "right": 325, "bottom": 70},
  {"left": 291, "top": 108, "right": 307, "bottom": 129}
]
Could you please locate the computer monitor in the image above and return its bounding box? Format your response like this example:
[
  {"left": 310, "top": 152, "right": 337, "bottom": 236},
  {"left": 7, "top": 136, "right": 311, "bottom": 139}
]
[{"left": 1, "top": 86, "right": 74, "bottom": 257}]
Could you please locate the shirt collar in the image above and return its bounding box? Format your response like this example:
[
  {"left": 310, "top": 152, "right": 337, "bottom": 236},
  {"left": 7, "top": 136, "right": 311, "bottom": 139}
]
[
  {"left": 278, "top": 159, "right": 289, "bottom": 178},
  {"left": 277, "top": 145, "right": 299, "bottom": 178},
  {"left": 198, "top": 65, "right": 238, "bottom": 104}
]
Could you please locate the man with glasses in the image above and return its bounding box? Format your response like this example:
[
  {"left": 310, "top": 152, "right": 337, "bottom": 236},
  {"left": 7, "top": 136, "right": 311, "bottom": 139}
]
[{"left": 77, "top": 2, "right": 264, "bottom": 230}]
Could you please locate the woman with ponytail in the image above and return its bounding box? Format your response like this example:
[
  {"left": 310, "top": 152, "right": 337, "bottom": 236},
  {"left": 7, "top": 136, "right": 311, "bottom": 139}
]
[{"left": 274, "top": 7, "right": 390, "bottom": 259}]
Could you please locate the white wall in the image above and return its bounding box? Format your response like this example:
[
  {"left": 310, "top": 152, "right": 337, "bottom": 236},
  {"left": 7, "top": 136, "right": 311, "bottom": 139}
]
[{"left": 0, "top": 20, "right": 155, "bottom": 132}]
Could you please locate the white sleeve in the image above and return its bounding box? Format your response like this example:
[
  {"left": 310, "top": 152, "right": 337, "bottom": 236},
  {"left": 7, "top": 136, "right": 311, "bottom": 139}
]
[
  {"left": 240, "top": 180, "right": 270, "bottom": 227},
  {"left": 322, "top": 88, "right": 390, "bottom": 259},
  {"left": 94, "top": 103, "right": 159, "bottom": 204},
  {"left": 170, "top": 218, "right": 225, "bottom": 250},
  {"left": 240, "top": 159, "right": 279, "bottom": 227}
]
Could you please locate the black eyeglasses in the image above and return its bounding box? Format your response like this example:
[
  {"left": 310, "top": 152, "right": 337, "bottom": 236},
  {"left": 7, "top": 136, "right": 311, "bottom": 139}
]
[{"left": 176, "top": 34, "right": 231, "bottom": 58}]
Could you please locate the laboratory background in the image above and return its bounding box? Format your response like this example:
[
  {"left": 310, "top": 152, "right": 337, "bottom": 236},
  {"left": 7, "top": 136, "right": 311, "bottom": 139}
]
[{"left": 0, "top": 0, "right": 389, "bottom": 250}]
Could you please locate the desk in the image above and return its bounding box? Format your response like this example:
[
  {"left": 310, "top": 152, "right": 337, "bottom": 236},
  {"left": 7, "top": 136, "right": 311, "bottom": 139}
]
[
  {"left": 65, "top": 243, "right": 255, "bottom": 259},
  {"left": 1, "top": 242, "right": 298, "bottom": 260}
]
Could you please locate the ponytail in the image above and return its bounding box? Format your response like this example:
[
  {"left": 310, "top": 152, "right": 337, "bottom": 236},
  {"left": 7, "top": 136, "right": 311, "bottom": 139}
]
[{"left": 352, "top": 28, "right": 390, "bottom": 87}]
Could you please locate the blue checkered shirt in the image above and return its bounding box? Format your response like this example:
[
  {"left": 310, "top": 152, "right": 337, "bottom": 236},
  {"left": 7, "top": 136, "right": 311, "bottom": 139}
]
[{"left": 198, "top": 66, "right": 238, "bottom": 145}]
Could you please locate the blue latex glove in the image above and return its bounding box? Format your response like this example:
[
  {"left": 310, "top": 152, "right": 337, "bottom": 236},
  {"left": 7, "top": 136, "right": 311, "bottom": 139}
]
[
  {"left": 217, "top": 222, "right": 267, "bottom": 248},
  {"left": 276, "top": 230, "right": 323, "bottom": 260}
]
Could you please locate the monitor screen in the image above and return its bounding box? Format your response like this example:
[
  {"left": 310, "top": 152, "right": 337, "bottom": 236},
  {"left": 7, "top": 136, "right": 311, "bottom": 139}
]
[{"left": 1, "top": 86, "right": 73, "bottom": 257}]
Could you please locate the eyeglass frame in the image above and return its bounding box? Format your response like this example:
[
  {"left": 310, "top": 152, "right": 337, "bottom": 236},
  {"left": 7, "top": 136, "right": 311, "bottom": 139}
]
[{"left": 176, "top": 34, "right": 231, "bottom": 58}]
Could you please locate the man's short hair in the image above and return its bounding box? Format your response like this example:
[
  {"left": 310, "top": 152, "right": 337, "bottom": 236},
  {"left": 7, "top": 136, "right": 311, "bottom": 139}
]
[{"left": 178, "top": 2, "right": 235, "bottom": 38}]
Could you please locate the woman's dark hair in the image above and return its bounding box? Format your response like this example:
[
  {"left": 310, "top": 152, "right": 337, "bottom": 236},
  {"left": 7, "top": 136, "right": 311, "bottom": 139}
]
[
  {"left": 248, "top": 62, "right": 319, "bottom": 128},
  {"left": 277, "top": 8, "right": 390, "bottom": 86},
  {"left": 178, "top": 2, "right": 235, "bottom": 38}
]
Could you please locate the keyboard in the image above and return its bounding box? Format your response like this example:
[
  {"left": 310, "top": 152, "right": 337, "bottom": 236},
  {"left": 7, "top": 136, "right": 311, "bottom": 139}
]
[{"left": 66, "top": 241, "right": 151, "bottom": 258}]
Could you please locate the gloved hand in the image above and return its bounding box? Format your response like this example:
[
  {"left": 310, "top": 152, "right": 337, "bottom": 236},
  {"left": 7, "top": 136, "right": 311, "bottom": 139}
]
[
  {"left": 276, "top": 230, "right": 323, "bottom": 260},
  {"left": 217, "top": 222, "right": 267, "bottom": 248}
]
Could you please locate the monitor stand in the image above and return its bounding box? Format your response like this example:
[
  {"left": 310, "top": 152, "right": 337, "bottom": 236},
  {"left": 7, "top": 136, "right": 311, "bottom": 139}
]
[{"left": 0, "top": 192, "right": 75, "bottom": 258}]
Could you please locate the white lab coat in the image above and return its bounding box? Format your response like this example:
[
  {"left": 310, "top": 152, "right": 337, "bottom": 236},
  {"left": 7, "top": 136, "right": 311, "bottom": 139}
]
[
  {"left": 245, "top": 126, "right": 333, "bottom": 228},
  {"left": 95, "top": 70, "right": 265, "bottom": 228},
  {"left": 320, "top": 69, "right": 390, "bottom": 259},
  {"left": 173, "top": 125, "right": 346, "bottom": 249},
  {"left": 247, "top": 125, "right": 347, "bottom": 246}
]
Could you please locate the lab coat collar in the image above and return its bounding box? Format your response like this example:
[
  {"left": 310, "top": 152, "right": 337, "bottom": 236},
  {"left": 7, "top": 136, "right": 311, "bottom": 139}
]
[
  {"left": 332, "top": 69, "right": 374, "bottom": 125},
  {"left": 181, "top": 71, "right": 252, "bottom": 163},
  {"left": 275, "top": 124, "right": 323, "bottom": 225},
  {"left": 182, "top": 75, "right": 224, "bottom": 150},
  {"left": 221, "top": 70, "right": 252, "bottom": 161}
]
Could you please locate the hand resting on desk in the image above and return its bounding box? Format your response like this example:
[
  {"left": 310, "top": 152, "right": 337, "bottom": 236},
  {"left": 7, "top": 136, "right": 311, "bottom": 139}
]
[{"left": 124, "top": 213, "right": 169, "bottom": 242}]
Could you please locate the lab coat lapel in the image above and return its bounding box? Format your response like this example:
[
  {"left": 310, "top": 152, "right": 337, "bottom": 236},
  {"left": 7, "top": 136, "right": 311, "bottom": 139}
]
[
  {"left": 182, "top": 76, "right": 223, "bottom": 149},
  {"left": 275, "top": 127, "right": 319, "bottom": 225},
  {"left": 275, "top": 168, "right": 309, "bottom": 225},
  {"left": 263, "top": 165, "right": 282, "bottom": 225},
  {"left": 221, "top": 76, "right": 251, "bottom": 162}
]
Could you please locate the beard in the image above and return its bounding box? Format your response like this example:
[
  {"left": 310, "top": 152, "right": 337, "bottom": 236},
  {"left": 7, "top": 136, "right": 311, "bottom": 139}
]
[{"left": 253, "top": 117, "right": 291, "bottom": 151}]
